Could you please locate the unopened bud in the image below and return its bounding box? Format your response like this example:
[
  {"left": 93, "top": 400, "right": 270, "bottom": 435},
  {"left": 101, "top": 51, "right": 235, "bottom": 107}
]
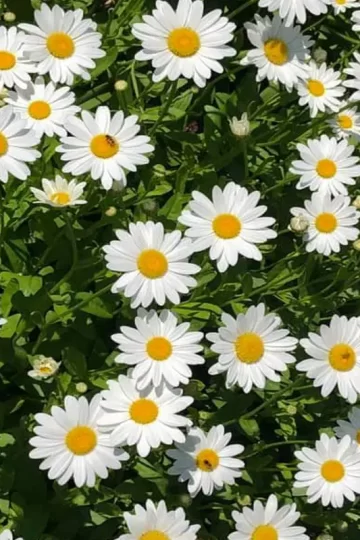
[
  {"left": 289, "top": 215, "right": 309, "bottom": 234},
  {"left": 353, "top": 238, "right": 360, "bottom": 251},
  {"left": 142, "top": 199, "right": 158, "bottom": 214},
  {"left": 114, "top": 80, "right": 128, "bottom": 92},
  {"left": 335, "top": 521, "right": 348, "bottom": 533},
  {"left": 313, "top": 47, "right": 327, "bottom": 64},
  {"left": 316, "top": 535, "right": 333, "bottom": 540},
  {"left": 238, "top": 495, "right": 251, "bottom": 506},
  {"left": 178, "top": 493, "right": 192, "bottom": 507},
  {"left": 3, "top": 12, "right": 16, "bottom": 22},
  {"left": 105, "top": 206, "right": 117, "bottom": 217},
  {"left": 287, "top": 405, "right": 297, "bottom": 416},
  {"left": 229, "top": 113, "right": 250, "bottom": 138},
  {"left": 352, "top": 195, "right": 360, "bottom": 209},
  {"left": 76, "top": 382, "right": 88, "bottom": 393}
]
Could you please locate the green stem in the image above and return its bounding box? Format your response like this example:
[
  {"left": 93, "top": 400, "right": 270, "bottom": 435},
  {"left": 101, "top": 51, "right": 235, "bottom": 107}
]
[
  {"left": 228, "top": 0, "right": 258, "bottom": 20},
  {"left": 50, "top": 213, "right": 78, "bottom": 295},
  {"left": 149, "top": 80, "right": 178, "bottom": 137},
  {"left": 0, "top": 185, "right": 5, "bottom": 264},
  {"left": 245, "top": 440, "right": 312, "bottom": 459}
]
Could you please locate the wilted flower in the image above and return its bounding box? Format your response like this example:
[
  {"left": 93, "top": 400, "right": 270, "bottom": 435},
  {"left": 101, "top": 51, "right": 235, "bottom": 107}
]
[
  {"left": 313, "top": 47, "right": 327, "bottom": 64},
  {"left": 289, "top": 214, "right": 310, "bottom": 234},
  {"left": 353, "top": 238, "right": 360, "bottom": 251},
  {"left": 352, "top": 195, "right": 360, "bottom": 209},
  {"left": 229, "top": 113, "right": 250, "bottom": 138},
  {"left": 28, "top": 356, "right": 60, "bottom": 381}
]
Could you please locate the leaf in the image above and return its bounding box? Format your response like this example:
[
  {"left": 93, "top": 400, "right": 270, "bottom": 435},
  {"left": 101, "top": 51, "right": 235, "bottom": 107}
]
[
  {"left": 63, "top": 347, "right": 88, "bottom": 379},
  {"left": 239, "top": 417, "right": 260, "bottom": 438},
  {"left": 0, "top": 434, "right": 15, "bottom": 447},
  {"left": 91, "top": 48, "right": 118, "bottom": 79}
]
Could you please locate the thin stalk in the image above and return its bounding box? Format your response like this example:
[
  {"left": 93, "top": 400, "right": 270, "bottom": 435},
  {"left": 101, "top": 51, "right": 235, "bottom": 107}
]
[
  {"left": 228, "top": 0, "right": 258, "bottom": 20},
  {"left": 50, "top": 213, "right": 78, "bottom": 295},
  {"left": 245, "top": 440, "right": 312, "bottom": 459},
  {"left": 149, "top": 80, "right": 178, "bottom": 137}
]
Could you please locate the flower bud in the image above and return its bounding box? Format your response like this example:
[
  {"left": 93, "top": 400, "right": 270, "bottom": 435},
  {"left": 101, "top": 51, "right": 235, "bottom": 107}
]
[
  {"left": 114, "top": 80, "right": 128, "bottom": 92},
  {"left": 353, "top": 238, "right": 360, "bottom": 251},
  {"left": 229, "top": 113, "right": 250, "bottom": 138},
  {"left": 316, "top": 535, "right": 333, "bottom": 540},
  {"left": 76, "top": 382, "right": 88, "bottom": 393},
  {"left": 313, "top": 47, "right": 327, "bottom": 64},
  {"left": 3, "top": 12, "right": 16, "bottom": 23},
  {"left": 335, "top": 521, "right": 348, "bottom": 533},
  {"left": 352, "top": 195, "right": 360, "bottom": 209},
  {"left": 287, "top": 405, "right": 297, "bottom": 416},
  {"left": 289, "top": 215, "right": 309, "bottom": 234},
  {"left": 105, "top": 206, "right": 117, "bottom": 217},
  {"left": 237, "top": 494, "right": 251, "bottom": 506},
  {"left": 141, "top": 199, "right": 158, "bottom": 214}
]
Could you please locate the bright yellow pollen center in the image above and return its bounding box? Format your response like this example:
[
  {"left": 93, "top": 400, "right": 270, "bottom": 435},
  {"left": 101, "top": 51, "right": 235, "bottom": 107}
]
[
  {"left": 321, "top": 460, "right": 345, "bottom": 482},
  {"left": 264, "top": 39, "right": 288, "bottom": 65},
  {"left": 90, "top": 134, "right": 119, "bottom": 159},
  {"left": 196, "top": 449, "right": 219, "bottom": 471},
  {"left": 251, "top": 525, "right": 279, "bottom": 540},
  {"left": 356, "top": 431, "right": 360, "bottom": 444},
  {"left": 167, "top": 27, "right": 200, "bottom": 58},
  {"left": 130, "top": 398, "right": 159, "bottom": 424},
  {"left": 0, "top": 50, "right": 16, "bottom": 70},
  {"left": 307, "top": 79, "right": 325, "bottom": 97},
  {"left": 336, "top": 0, "right": 346, "bottom": 4},
  {"left": 137, "top": 249, "right": 168, "bottom": 279},
  {"left": 235, "top": 332, "right": 264, "bottom": 364},
  {"left": 329, "top": 343, "right": 356, "bottom": 371},
  {"left": 316, "top": 159, "right": 337, "bottom": 179},
  {"left": 315, "top": 213, "right": 337, "bottom": 233},
  {"left": 28, "top": 100, "right": 51, "bottom": 120},
  {"left": 50, "top": 192, "right": 71, "bottom": 205},
  {"left": 39, "top": 366, "right": 53, "bottom": 374},
  {"left": 0, "top": 133, "right": 8, "bottom": 156},
  {"left": 65, "top": 426, "right": 97, "bottom": 455},
  {"left": 338, "top": 114, "right": 353, "bottom": 129},
  {"left": 147, "top": 337, "right": 172, "bottom": 361},
  {"left": 140, "top": 532, "right": 170, "bottom": 540},
  {"left": 46, "top": 32, "right": 75, "bottom": 59},
  {"left": 212, "top": 213, "right": 241, "bottom": 239}
]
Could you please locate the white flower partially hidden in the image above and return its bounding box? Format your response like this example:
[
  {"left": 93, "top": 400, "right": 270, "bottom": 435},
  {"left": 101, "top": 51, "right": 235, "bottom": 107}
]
[
  {"left": 0, "top": 26, "right": 35, "bottom": 91},
  {"left": 167, "top": 424, "right": 244, "bottom": 497},
  {"left": 344, "top": 52, "right": 360, "bottom": 102},
  {"left": 331, "top": 0, "right": 360, "bottom": 14},
  {"left": 29, "top": 395, "right": 129, "bottom": 487},
  {"left": 258, "top": 0, "right": 328, "bottom": 26},
  {"left": 112, "top": 308, "right": 204, "bottom": 390},
  {"left": 352, "top": 10, "right": 360, "bottom": 30},
  {"left": 335, "top": 407, "right": 360, "bottom": 449},
  {"left": 207, "top": 304, "right": 297, "bottom": 393},
  {"left": 229, "top": 113, "right": 250, "bottom": 138},
  {"left": 116, "top": 499, "right": 200, "bottom": 540},
  {"left": 0, "top": 531, "right": 23, "bottom": 540},
  {"left": 327, "top": 106, "right": 360, "bottom": 142},
  {"left": 58, "top": 106, "right": 154, "bottom": 190},
  {"left": 31, "top": 176, "right": 87, "bottom": 207},
  {"left": 132, "top": 0, "right": 236, "bottom": 88},
  {"left": 19, "top": 3, "right": 105, "bottom": 85},
  {"left": 0, "top": 318, "right": 6, "bottom": 327},
  {"left": 28, "top": 355, "right": 61, "bottom": 380},
  {"left": 294, "top": 434, "right": 360, "bottom": 507}
]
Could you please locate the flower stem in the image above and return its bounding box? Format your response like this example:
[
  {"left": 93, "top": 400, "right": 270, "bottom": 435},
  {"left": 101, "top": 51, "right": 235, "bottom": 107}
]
[
  {"left": 149, "top": 80, "right": 178, "bottom": 137},
  {"left": 50, "top": 212, "right": 78, "bottom": 295}
]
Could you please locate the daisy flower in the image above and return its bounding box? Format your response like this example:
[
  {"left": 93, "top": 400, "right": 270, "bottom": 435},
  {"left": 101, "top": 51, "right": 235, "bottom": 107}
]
[
  {"left": 5, "top": 76, "right": 80, "bottom": 138},
  {"left": 290, "top": 135, "right": 360, "bottom": 196},
  {"left": 297, "top": 62, "right": 345, "bottom": 118},
  {"left": 241, "top": 15, "right": 313, "bottom": 91},
  {"left": 229, "top": 494, "right": 309, "bottom": 540},
  {"left": 29, "top": 394, "right": 129, "bottom": 488},
  {"left": 103, "top": 221, "right": 200, "bottom": 308},
  {"left": 207, "top": 304, "right": 297, "bottom": 393},
  {"left": 57, "top": 106, "right": 154, "bottom": 190},
  {"left": 19, "top": 3, "right": 105, "bottom": 85},
  {"left": 98, "top": 375, "right": 193, "bottom": 457},
  {"left": 30, "top": 176, "right": 87, "bottom": 207},
  {"left": 258, "top": 0, "right": 328, "bottom": 26},
  {"left": 28, "top": 355, "right": 61, "bottom": 381},
  {"left": 132, "top": 0, "right": 236, "bottom": 88},
  {"left": 0, "top": 27, "right": 35, "bottom": 91},
  {"left": 116, "top": 499, "right": 200, "bottom": 540},
  {"left": 178, "top": 182, "right": 277, "bottom": 273},
  {"left": 335, "top": 407, "right": 360, "bottom": 449},
  {"left": 290, "top": 193, "right": 359, "bottom": 256},
  {"left": 167, "top": 424, "right": 244, "bottom": 497},
  {"left": 331, "top": 0, "right": 360, "bottom": 14},
  {"left": 352, "top": 10, "right": 360, "bottom": 30},
  {"left": 294, "top": 434, "right": 360, "bottom": 507},
  {"left": 112, "top": 308, "right": 204, "bottom": 390},
  {"left": 327, "top": 106, "right": 360, "bottom": 141},
  {"left": 298, "top": 314, "right": 360, "bottom": 403},
  {"left": 344, "top": 52, "right": 360, "bottom": 102},
  {"left": 0, "top": 531, "right": 23, "bottom": 540},
  {"left": 0, "top": 105, "right": 41, "bottom": 184}
]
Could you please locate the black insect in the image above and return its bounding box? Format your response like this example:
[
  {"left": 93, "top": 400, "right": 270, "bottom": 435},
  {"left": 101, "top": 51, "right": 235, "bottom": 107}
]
[{"left": 105, "top": 135, "right": 117, "bottom": 146}]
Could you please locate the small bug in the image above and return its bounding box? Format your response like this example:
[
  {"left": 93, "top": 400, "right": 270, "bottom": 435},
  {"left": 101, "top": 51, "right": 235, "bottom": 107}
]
[{"left": 105, "top": 135, "right": 117, "bottom": 147}]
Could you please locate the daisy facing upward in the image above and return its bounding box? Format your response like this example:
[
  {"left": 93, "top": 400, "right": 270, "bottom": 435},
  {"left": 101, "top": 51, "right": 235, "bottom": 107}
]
[{"left": 258, "top": 0, "right": 328, "bottom": 26}]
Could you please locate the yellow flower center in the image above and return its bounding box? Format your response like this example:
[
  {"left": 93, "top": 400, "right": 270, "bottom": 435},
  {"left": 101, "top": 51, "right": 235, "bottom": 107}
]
[
  {"left": 90, "top": 134, "right": 119, "bottom": 159},
  {"left": 336, "top": 0, "right": 346, "bottom": 4},
  {"left": 321, "top": 459, "right": 345, "bottom": 482},
  {"left": 146, "top": 337, "right": 172, "bottom": 361},
  {"left": 39, "top": 365, "right": 53, "bottom": 374},
  {"left": 251, "top": 525, "right": 279, "bottom": 540},
  {"left": 264, "top": 39, "right": 288, "bottom": 65},
  {"left": 315, "top": 213, "right": 337, "bottom": 233},
  {"left": 140, "top": 533, "right": 169, "bottom": 540},
  {"left": 212, "top": 213, "right": 241, "bottom": 239},
  {"left": 356, "top": 431, "right": 360, "bottom": 444},
  {"left": 129, "top": 398, "right": 159, "bottom": 424},
  {"left": 235, "top": 332, "right": 264, "bottom": 364},
  {"left": 316, "top": 159, "right": 337, "bottom": 179},
  {"left": 0, "top": 50, "right": 16, "bottom": 70},
  {"left": 137, "top": 249, "right": 168, "bottom": 279},
  {"left": 329, "top": 343, "right": 356, "bottom": 371},
  {"left": 338, "top": 114, "right": 353, "bottom": 129},
  {"left": 28, "top": 100, "right": 51, "bottom": 120},
  {"left": 307, "top": 79, "right": 325, "bottom": 97},
  {"left": 0, "top": 133, "right": 8, "bottom": 156},
  {"left": 46, "top": 32, "right": 75, "bottom": 59},
  {"left": 196, "top": 449, "right": 219, "bottom": 471},
  {"left": 65, "top": 426, "right": 97, "bottom": 455},
  {"left": 50, "top": 192, "right": 71, "bottom": 205},
  {"left": 167, "top": 27, "right": 200, "bottom": 58}
]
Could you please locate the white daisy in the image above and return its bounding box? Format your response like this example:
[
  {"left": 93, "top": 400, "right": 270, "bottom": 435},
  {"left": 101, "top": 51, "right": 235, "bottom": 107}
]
[
  {"left": 0, "top": 531, "right": 23, "bottom": 540},
  {"left": 112, "top": 308, "right": 204, "bottom": 390},
  {"left": 344, "top": 52, "right": 360, "bottom": 102},
  {"left": 290, "top": 193, "right": 359, "bottom": 256},
  {"left": 30, "top": 176, "right": 87, "bottom": 207},
  {"left": 98, "top": 375, "right": 193, "bottom": 457},
  {"left": 294, "top": 434, "right": 360, "bottom": 507},
  {"left": 331, "top": 0, "right": 360, "bottom": 14},
  {"left": 19, "top": 3, "right": 105, "bottom": 85},
  {"left": 290, "top": 135, "right": 360, "bottom": 196},
  {"left": 132, "top": 0, "right": 236, "bottom": 88},
  {"left": 116, "top": 499, "right": 200, "bottom": 540},
  {"left": 5, "top": 76, "right": 80, "bottom": 138},
  {"left": 29, "top": 394, "right": 129, "bottom": 487},
  {"left": 229, "top": 494, "right": 309, "bottom": 540},
  {"left": 207, "top": 304, "right": 297, "bottom": 393},
  {"left": 28, "top": 355, "right": 61, "bottom": 381},
  {"left": 327, "top": 106, "right": 360, "bottom": 141},
  {"left": 241, "top": 14, "right": 313, "bottom": 91},
  {"left": 0, "top": 105, "right": 40, "bottom": 184},
  {"left": 335, "top": 407, "right": 360, "bottom": 449},
  {"left": 103, "top": 221, "right": 200, "bottom": 308},
  {"left": 178, "top": 182, "right": 277, "bottom": 273},
  {"left": 167, "top": 424, "right": 244, "bottom": 497},
  {"left": 298, "top": 314, "right": 360, "bottom": 403},
  {"left": 258, "top": 0, "right": 328, "bottom": 26},
  {"left": 352, "top": 10, "right": 360, "bottom": 30},
  {"left": 0, "top": 26, "right": 35, "bottom": 91},
  {"left": 57, "top": 106, "right": 154, "bottom": 190},
  {"left": 297, "top": 62, "right": 345, "bottom": 118}
]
